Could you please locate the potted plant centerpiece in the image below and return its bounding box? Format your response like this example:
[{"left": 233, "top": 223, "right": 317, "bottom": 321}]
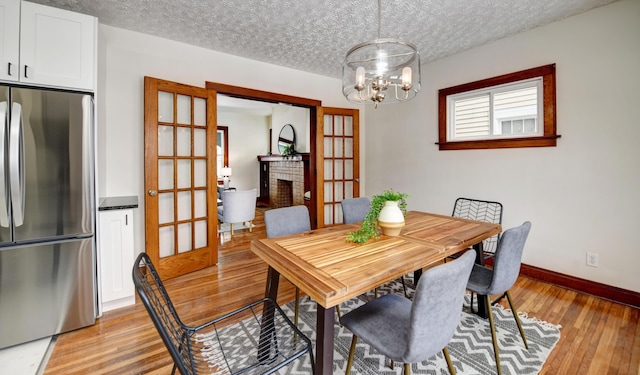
[{"left": 346, "top": 189, "right": 408, "bottom": 244}]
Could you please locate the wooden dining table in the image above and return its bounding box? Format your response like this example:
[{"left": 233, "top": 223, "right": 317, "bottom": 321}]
[{"left": 251, "top": 210, "right": 501, "bottom": 375}]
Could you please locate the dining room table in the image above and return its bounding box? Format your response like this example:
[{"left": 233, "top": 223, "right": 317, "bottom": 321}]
[{"left": 251, "top": 210, "right": 501, "bottom": 375}]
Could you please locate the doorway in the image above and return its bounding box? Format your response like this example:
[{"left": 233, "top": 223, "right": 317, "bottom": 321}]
[{"left": 206, "top": 82, "right": 322, "bottom": 226}]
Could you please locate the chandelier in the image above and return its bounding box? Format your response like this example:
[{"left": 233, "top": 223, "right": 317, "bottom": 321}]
[{"left": 342, "top": 0, "right": 421, "bottom": 108}]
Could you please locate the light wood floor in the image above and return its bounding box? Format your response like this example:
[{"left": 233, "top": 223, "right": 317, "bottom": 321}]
[{"left": 44, "top": 209, "right": 639, "bottom": 374}]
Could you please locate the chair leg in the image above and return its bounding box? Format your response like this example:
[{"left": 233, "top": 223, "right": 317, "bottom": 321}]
[
  {"left": 485, "top": 295, "right": 502, "bottom": 375},
  {"left": 470, "top": 292, "right": 476, "bottom": 314},
  {"left": 505, "top": 291, "right": 529, "bottom": 349},
  {"left": 336, "top": 304, "right": 342, "bottom": 320},
  {"left": 375, "top": 287, "right": 378, "bottom": 298},
  {"left": 400, "top": 276, "right": 409, "bottom": 299},
  {"left": 294, "top": 287, "right": 300, "bottom": 327},
  {"left": 249, "top": 220, "right": 253, "bottom": 232},
  {"left": 230, "top": 223, "right": 234, "bottom": 235},
  {"left": 345, "top": 335, "right": 358, "bottom": 375},
  {"left": 443, "top": 347, "right": 456, "bottom": 375},
  {"left": 404, "top": 363, "right": 411, "bottom": 375}
]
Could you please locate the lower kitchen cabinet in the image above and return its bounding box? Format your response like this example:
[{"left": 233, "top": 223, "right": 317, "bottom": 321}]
[{"left": 99, "top": 208, "right": 135, "bottom": 312}]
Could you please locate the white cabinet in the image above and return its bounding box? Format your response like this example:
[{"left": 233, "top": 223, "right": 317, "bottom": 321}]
[
  {"left": 99, "top": 209, "right": 135, "bottom": 312},
  {"left": 0, "top": 0, "right": 20, "bottom": 82},
  {"left": 0, "top": 0, "right": 97, "bottom": 90}
]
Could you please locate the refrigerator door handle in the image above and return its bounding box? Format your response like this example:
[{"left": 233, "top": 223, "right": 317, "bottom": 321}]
[
  {"left": 9, "top": 102, "right": 24, "bottom": 227},
  {"left": 0, "top": 102, "right": 8, "bottom": 227},
  {"left": 81, "top": 95, "right": 94, "bottom": 233}
]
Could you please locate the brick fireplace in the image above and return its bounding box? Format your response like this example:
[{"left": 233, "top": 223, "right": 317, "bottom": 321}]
[{"left": 268, "top": 159, "right": 304, "bottom": 208}]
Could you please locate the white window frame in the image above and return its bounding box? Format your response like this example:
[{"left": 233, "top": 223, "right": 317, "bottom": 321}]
[{"left": 446, "top": 78, "right": 543, "bottom": 142}]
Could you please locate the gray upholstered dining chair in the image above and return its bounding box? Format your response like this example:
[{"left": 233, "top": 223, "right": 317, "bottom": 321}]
[
  {"left": 341, "top": 197, "right": 371, "bottom": 224},
  {"left": 341, "top": 197, "right": 409, "bottom": 299},
  {"left": 466, "top": 221, "right": 532, "bottom": 375},
  {"left": 264, "top": 205, "right": 311, "bottom": 327},
  {"left": 218, "top": 188, "right": 257, "bottom": 235},
  {"left": 341, "top": 250, "right": 476, "bottom": 375}
]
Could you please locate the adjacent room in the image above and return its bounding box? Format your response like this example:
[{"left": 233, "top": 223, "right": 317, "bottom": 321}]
[{"left": 0, "top": 0, "right": 637, "bottom": 374}]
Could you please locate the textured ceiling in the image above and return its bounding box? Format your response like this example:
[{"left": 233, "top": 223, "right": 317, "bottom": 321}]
[{"left": 31, "top": 0, "right": 616, "bottom": 79}]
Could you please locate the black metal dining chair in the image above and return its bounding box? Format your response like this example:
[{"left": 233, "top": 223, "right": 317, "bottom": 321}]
[
  {"left": 132, "top": 253, "right": 314, "bottom": 375},
  {"left": 452, "top": 197, "right": 503, "bottom": 261}
]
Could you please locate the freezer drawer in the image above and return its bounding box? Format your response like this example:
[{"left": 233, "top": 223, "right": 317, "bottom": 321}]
[{"left": 0, "top": 237, "right": 96, "bottom": 349}]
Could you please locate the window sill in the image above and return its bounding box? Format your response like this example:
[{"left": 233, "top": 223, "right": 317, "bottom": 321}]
[{"left": 437, "top": 135, "right": 560, "bottom": 150}]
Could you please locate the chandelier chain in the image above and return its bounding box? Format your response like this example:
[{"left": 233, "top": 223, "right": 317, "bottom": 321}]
[{"left": 377, "top": 0, "right": 382, "bottom": 39}]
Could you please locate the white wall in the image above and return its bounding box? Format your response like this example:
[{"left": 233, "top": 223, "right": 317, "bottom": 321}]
[
  {"left": 364, "top": 0, "right": 640, "bottom": 292},
  {"left": 97, "top": 25, "right": 356, "bottom": 256},
  {"left": 217, "top": 111, "right": 270, "bottom": 193},
  {"left": 271, "top": 105, "right": 311, "bottom": 154}
]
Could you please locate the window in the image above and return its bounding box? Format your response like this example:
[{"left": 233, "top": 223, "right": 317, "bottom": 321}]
[{"left": 438, "top": 64, "right": 558, "bottom": 150}]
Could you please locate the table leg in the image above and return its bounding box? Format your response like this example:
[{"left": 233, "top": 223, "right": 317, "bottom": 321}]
[
  {"left": 258, "top": 266, "right": 280, "bottom": 361},
  {"left": 473, "top": 243, "right": 490, "bottom": 319},
  {"left": 315, "top": 304, "right": 335, "bottom": 375},
  {"left": 414, "top": 268, "right": 423, "bottom": 285}
]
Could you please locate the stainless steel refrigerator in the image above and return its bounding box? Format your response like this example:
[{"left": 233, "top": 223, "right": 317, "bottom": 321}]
[{"left": 0, "top": 84, "right": 96, "bottom": 349}]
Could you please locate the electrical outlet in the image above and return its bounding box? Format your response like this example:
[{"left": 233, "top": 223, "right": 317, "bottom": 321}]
[{"left": 586, "top": 251, "right": 599, "bottom": 267}]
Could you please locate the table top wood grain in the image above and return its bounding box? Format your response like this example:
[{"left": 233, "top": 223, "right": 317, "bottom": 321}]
[{"left": 251, "top": 211, "right": 501, "bottom": 308}]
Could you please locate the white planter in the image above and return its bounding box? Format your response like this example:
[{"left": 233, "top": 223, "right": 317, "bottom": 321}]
[{"left": 378, "top": 200, "right": 405, "bottom": 236}]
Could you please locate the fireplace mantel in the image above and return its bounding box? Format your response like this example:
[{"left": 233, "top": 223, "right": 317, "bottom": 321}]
[{"left": 257, "top": 155, "right": 304, "bottom": 162}]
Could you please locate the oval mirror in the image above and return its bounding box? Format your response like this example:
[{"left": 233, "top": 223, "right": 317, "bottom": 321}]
[{"left": 278, "top": 124, "right": 296, "bottom": 154}]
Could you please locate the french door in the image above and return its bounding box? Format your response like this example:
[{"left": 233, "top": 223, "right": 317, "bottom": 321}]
[
  {"left": 144, "top": 77, "right": 218, "bottom": 279},
  {"left": 317, "top": 107, "right": 360, "bottom": 226}
]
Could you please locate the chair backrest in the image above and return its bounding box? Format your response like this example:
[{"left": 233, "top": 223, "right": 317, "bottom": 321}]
[
  {"left": 452, "top": 197, "right": 503, "bottom": 255},
  {"left": 488, "top": 221, "right": 532, "bottom": 295},
  {"left": 404, "top": 250, "right": 476, "bottom": 363},
  {"left": 264, "top": 205, "right": 310, "bottom": 238},
  {"left": 341, "top": 197, "right": 371, "bottom": 224},
  {"left": 132, "top": 253, "right": 194, "bottom": 375},
  {"left": 220, "top": 189, "right": 257, "bottom": 223}
]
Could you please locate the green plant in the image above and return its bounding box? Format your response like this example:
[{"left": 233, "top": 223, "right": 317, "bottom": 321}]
[
  {"left": 281, "top": 144, "right": 297, "bottom": 158},
  {"left": 346, "top": 189, "right": 408, "bottom": 244}
]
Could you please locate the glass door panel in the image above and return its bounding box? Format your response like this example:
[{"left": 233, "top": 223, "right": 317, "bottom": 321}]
[
  {"left": 145, "top": 77, "right": 217, "bottom": 279},
  {"left": 320, "top": 108, "right": 359, "bottom": 225}
]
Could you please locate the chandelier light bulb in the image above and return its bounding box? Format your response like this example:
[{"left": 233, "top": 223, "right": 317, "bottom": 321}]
[
  {"left": 401, "top": 67, "right": 412, "bottom": 90},
  {"left": 355, "top": 67, "right": 366, "bottom": 91}
]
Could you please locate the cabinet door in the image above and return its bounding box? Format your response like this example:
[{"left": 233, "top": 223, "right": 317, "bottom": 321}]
[
  {"left": 19, "top": 1, "right": 96, "bottom": 90},
  {"left": 0, "top": 0, "right": 20, "bottom": 82},
  {"left": 99, "top": 209, "right": 135, "bottom": 311}
]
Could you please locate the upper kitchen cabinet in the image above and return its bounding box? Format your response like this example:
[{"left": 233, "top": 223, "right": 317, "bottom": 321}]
[
  {"left": 0, "top": 0, "right": 97, "bottom": 91},
  {"left": 0, "top": 0, "right": 20, "bottom": 83}
]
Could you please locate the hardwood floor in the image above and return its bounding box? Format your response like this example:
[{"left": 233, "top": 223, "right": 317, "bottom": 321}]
[{"left": 44, "top": 209, "right": 639, "bottom": 374}]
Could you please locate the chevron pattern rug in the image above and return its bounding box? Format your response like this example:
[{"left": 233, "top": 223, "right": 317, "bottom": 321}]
[{"left": 208, "top": 279, "right": 561, "bottom": 374}]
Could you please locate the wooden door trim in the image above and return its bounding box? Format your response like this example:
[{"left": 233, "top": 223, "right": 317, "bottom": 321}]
[
  {"left": 205, "top": 81, "right": 321, "bottom": 227},
  {"left": 205, "top": 82, "right": 321, "bottom": 108}
]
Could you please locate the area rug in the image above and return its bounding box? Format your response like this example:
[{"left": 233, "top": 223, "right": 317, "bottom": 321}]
[{"left": 210, "top": 279, "right": 561, "bottom": 374}]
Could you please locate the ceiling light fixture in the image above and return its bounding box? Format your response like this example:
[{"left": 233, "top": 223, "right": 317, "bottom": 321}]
[{"left": 342, "top": 0, "right": 421, "bottom": 108}]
